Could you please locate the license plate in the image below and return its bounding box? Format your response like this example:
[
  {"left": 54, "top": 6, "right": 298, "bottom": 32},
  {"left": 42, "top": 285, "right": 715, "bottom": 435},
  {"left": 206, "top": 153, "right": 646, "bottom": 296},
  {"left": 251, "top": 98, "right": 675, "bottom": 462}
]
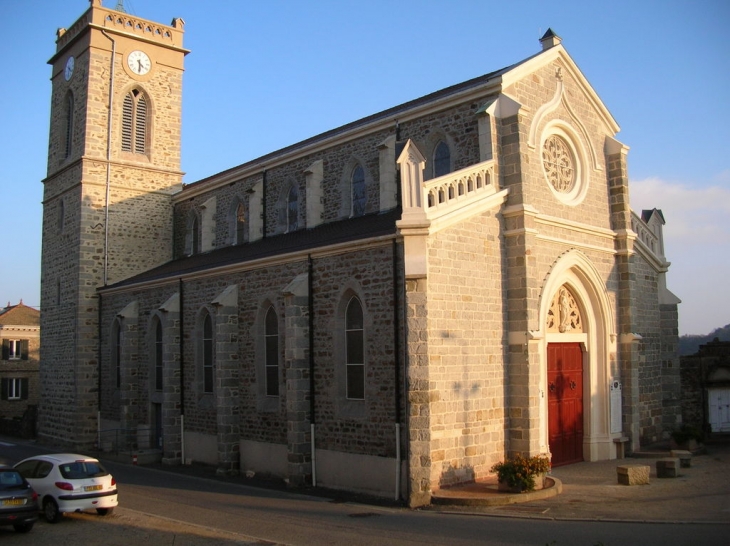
[
  {"left": 2, "top": 498, "right": 25, "bottom": 506},
  {"left": 84, "top": 485, "right": 102, "bottom": 492}
]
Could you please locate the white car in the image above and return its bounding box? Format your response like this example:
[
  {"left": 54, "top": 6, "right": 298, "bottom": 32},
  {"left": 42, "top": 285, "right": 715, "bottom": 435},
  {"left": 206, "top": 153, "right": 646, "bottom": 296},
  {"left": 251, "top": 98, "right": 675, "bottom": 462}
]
[{"left": 14, "top": 454, "right": 118, "bottom": 523}]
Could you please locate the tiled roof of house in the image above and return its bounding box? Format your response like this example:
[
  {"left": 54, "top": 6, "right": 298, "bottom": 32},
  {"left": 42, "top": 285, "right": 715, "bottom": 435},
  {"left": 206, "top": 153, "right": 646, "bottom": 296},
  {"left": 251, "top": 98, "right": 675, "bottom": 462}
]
[{"left": 0, "top": 302, "right": 40, "bottom": 326}]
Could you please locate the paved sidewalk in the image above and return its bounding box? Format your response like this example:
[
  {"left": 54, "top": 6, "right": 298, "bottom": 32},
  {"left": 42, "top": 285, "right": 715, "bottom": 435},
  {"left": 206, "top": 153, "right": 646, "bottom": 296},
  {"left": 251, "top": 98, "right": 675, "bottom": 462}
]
[{"left": 430, "top": 436, "right": 730, "bottom": 523}]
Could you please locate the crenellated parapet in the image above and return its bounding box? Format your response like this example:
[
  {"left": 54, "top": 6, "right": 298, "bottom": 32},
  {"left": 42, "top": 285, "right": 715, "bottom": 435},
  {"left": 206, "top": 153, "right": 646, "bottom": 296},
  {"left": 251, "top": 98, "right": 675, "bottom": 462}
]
[{"left": 52, "top": 1, "right": 185, "bottom": 61}]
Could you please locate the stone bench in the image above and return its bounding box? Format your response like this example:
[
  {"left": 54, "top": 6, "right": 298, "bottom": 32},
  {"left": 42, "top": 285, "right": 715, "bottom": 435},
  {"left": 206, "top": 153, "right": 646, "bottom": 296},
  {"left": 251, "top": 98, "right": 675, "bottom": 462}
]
[
  {"left": 670, "top": 449, "right": 692, "bottom": 468},
  {"left": 617, "top": 464, "right": 650, "bottom": 485},
  {"left": 613, "top": 436, "right": 630, "bottom": 459},
  {"left": 656, "top": 457, "right": 679, "bottom": 478}
]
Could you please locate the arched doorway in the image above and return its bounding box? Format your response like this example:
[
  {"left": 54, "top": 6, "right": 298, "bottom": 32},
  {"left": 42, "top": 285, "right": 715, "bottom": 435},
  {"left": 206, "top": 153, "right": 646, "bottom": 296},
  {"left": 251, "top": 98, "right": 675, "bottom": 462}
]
[{"left": 538, "top": 251, "right": 616, "bottom": 464}]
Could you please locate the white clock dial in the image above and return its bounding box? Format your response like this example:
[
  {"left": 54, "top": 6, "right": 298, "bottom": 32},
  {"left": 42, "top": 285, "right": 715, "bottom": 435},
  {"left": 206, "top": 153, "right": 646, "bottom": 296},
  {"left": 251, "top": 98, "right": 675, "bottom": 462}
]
[
  {"left": 64, "top": 56, "right": 75, "bottom": 81},
  {"left": 127, "top": 50, "right": 151, "bottom": 76}
]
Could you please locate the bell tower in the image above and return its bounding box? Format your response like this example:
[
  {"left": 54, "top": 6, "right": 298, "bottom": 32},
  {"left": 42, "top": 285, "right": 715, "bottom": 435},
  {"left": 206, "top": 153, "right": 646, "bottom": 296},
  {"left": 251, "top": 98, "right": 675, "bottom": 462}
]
[{"left": 40, "top": 0, "right": 188, "bottom": 448}]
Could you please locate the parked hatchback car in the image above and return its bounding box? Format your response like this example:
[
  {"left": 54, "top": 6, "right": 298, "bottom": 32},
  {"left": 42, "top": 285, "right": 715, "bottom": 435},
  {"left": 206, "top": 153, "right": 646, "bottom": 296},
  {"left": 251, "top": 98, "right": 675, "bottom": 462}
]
[
  {"left": 14, "top": 454, "right": 118, "bottom": 523},
  {"left": 0, "top": 465, "right": 38, "bottom": 532}
]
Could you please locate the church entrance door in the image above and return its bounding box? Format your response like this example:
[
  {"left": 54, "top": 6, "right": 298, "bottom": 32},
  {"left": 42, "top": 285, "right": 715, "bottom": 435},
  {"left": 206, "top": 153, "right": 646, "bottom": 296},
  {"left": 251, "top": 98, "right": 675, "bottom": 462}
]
[{"left": 548, "top": 342, "right": 584, "bottom": 466}]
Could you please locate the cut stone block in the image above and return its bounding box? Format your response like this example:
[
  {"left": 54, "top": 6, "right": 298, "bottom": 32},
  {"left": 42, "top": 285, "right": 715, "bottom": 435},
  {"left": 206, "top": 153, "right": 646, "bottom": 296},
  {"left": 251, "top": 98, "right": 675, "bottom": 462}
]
[
  {"left": 670, "top": 449, "right": 692, "bottom": 468},
  {"left": 617, "top": 464, "right": 650, "bottom": 485},
  {"left": 656, "top": 458, "right": 679, "bottom": 478}
]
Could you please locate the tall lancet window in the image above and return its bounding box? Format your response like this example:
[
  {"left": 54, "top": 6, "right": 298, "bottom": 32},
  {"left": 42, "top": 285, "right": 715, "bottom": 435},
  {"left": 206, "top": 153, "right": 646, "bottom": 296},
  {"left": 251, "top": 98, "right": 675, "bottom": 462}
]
[
  {"left": 64, "top": 93, "right": 74, "bottom": 159},
  {"left": 433, "top": 140, "right": 451, "bottom": 178},
  {"left": 287, "top": 186, "right": 299, "bottom": 232}
]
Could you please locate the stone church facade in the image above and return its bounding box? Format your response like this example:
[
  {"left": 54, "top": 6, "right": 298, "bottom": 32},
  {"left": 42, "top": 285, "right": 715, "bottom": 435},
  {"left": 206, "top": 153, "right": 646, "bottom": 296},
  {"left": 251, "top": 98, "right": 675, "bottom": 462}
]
[{"left": 40, "top": 1, "right": 681, "bottom": 506}]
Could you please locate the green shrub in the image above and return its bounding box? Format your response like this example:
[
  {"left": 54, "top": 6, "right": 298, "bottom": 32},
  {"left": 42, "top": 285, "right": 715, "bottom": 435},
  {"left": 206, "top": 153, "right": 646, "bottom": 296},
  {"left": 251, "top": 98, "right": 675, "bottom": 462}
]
[
  {"left": 490, "top": 454, "right": 551, "bottom": 492},
  {"left": 671, "top": 424, "right": 704, "bottom": 445}
]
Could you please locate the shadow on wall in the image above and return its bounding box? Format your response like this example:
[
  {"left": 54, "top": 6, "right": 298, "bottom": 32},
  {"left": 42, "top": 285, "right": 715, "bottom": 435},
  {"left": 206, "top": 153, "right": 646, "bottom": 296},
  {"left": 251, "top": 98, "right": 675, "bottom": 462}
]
[
  {"left": 438, "top": 461, "right": 475, "bottom": 488},
  {"left": 0, "top": 405, "right": 37, "bottom": 439}
]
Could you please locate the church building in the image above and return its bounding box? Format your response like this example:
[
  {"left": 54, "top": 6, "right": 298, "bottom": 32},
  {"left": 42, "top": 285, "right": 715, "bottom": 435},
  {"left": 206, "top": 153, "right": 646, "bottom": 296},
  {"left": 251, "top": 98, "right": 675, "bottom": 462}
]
[{"left": 40, "top": 0, "right": 681, "bottom": 507}]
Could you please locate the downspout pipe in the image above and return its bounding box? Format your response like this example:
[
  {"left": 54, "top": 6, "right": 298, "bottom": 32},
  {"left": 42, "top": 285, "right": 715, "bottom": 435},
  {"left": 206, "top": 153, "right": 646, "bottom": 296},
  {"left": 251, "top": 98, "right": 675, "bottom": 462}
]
[
  {"left": 179, "top": 278, "right": 186, "bottom": 463},
  {"left": 308, "top": 255, "right": 316, "bottom": 486},
  {"left": 97, "top": 293, "right": 103, "bottom": 449},
  {"left": 98, "top": 29, "right": 116, "bottom": 450},
  {"left": 100, "top": 30, "right": 116, "bottom": 287}
]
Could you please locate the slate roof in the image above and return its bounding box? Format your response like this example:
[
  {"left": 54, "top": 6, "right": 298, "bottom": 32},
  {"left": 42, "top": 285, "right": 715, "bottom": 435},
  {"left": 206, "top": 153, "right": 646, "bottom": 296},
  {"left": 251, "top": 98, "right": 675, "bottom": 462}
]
[
  {"left": 183, "top": 55, "right": 537, "bottom": 191},
  {"left": 104, "top": 207, "right": 401, "bottom": 290},
  {"left": 0, "top": 302, "right": 40, "bottom": 327},
  {"left": 103, "top": 44, "right": 547, "bottom": 292}
]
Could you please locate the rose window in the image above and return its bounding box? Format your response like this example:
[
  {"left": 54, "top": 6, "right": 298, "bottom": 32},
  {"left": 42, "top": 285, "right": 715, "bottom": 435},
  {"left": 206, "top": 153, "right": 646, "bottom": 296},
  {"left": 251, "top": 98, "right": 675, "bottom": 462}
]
[{"left": 542, "top": 135, "right": 575, "bottom": 193}]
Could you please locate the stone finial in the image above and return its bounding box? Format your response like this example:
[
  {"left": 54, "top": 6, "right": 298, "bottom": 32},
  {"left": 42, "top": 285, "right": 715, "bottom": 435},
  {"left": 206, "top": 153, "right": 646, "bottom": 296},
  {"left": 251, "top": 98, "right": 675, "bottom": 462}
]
[
  {"left": 57, "top": 28, "right": 67, "bottom": 39},
  {"left": 540, "top": 28, "right": 562, "bottom": 51},
  {"left": 172, "top": 17, "right": 185, "bottom": 29}
]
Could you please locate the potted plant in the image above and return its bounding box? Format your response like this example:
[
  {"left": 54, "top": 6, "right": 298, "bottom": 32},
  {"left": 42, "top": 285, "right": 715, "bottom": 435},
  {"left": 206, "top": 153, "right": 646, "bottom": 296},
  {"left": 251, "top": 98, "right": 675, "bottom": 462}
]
[
  {"left": 490, "top": 454, "right": 551, "bottom": 493},
  {"left": 670, "top": 425, "right": 704, "bottom": 451}
]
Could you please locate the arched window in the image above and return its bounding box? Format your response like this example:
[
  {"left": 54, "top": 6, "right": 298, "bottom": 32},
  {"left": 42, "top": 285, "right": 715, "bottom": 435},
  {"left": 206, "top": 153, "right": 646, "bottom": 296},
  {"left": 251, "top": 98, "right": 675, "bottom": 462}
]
[
  {"left": 287, "top": 186, "right": 298, "bottom": 232},
  {"left": 154, "top": 319, "right": 163, "bottom": 392},
  {"left": 202, "top": 313, "right": 214, "bottom": 394},
  {"left": 265, "top": 306, "right": 279, "bottom": 396},
  {"left": 235, "top": 202, "right": 246, "bottom": 245},
  {"left": 64, "top": 93, "right": 74, "bottom": 159},
  {"left": 189, "top": 215, "right": 199, "bottom": 256},
  {"left": 121, "top": 89, "right": 148, "bottom": 154},
  {"left": 433, "top": 140, "right": 451, "bottom": 178},
  {"left": 345, "top": 297, "right": 364, "bottom": 400},
  {"left": 351, "top": 165, "right": 366, "bottom": 217}
]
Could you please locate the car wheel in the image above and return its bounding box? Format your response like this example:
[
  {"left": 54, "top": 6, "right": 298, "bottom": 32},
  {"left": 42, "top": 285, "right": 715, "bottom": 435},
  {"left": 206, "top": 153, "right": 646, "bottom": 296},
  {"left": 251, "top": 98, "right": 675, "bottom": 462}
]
[
  {"left": 43, "top": 497, "right": 62, "bottom": 523},
  {"left": 13, "top": 521, "right": 34, "bottom": 533},
  {"left": 96, "top": 507, "right": 114, "bottom": 516}
]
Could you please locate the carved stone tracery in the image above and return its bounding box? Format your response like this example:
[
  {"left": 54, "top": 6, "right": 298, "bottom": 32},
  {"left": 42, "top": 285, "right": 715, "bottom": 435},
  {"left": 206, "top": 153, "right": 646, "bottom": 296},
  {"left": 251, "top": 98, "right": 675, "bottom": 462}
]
[
  {"left": 547, "top": 285, "right": 583, "bottom": 333},
  {"left": 542, "top": 135, "right": 575, "bottom": 193}
]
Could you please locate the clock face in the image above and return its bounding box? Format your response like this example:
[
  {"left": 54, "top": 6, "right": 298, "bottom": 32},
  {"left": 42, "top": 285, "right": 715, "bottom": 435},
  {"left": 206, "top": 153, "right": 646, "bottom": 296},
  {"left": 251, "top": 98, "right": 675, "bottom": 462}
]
[
  {"left": 127, "top": 50, "right": 151, "bottom": 76},
  {"left": 64, "top": 56, "right": 75, "bottom": 81}
]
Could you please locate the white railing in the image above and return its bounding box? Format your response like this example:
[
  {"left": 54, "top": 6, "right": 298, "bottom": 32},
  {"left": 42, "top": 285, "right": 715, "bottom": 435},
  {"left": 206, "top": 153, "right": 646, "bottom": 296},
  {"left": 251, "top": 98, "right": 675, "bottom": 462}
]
[
  {"left": 423, "top": 160, "right": 496, "bottom": 219},
  {"left": 631, "top": 211, "right": 662, "bottom": 259}
]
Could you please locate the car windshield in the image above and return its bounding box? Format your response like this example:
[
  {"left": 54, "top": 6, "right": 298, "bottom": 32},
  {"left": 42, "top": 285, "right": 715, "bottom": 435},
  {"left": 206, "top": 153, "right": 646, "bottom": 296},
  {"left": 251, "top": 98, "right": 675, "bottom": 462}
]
[
  {"left": 58, "top": 461, "right": 109, "bottom": 479},
  {"left": 0, "top": 470, "right": 26, "bottom": 490}
]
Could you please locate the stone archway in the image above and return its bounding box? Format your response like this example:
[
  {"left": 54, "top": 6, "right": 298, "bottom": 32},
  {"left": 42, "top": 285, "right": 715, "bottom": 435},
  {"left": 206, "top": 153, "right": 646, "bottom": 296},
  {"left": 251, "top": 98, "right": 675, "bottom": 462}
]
[{"left": 537, "top": 251, "right": 616, "bottom": 463}]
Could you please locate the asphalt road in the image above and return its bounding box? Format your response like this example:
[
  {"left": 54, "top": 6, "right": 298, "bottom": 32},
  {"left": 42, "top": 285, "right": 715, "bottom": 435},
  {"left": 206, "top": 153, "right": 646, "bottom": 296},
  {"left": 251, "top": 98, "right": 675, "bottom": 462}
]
[{"left": 1, "top": 437, "right": 728, "bottom": 545}]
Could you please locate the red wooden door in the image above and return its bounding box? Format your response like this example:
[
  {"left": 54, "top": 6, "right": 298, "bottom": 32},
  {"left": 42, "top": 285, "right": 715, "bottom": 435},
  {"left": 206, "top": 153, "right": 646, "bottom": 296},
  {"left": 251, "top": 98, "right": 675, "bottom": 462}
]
[{"left": 548, "top": 342, "right": 584, "bottom": 466}]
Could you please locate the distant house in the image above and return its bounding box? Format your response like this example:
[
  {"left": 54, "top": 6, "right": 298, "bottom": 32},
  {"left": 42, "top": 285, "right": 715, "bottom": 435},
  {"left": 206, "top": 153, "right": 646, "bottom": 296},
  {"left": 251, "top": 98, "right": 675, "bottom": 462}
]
[
  {"left": 680, "top": 339, "right": 730, "bottom": 434},
  {"left": 0, "top": 301, "right": 39, "bottom": 435}
]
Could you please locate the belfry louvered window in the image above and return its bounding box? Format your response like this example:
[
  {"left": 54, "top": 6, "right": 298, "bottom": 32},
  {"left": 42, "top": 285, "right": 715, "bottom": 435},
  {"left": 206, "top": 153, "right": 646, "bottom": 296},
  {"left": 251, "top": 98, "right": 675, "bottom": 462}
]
[{"left": 121, "top": 89, "right": 148, "bottom": 154}]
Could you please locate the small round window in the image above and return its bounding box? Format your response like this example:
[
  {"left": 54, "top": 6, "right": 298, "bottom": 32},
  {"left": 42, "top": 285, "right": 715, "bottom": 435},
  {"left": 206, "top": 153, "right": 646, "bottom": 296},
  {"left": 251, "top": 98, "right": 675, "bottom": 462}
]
[{"left": 542, "top": 135, "right": 575, "bottom": 193}]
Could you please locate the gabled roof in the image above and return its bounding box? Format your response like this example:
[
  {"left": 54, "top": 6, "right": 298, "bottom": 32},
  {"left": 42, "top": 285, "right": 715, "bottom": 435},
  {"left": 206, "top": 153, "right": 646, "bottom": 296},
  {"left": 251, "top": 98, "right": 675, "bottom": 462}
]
[
  {"left": 641, "top": 208, "right": 666, "bottom": 224},
  {"left": 102, "top": 208, "right": 401, "bottom": 292},
  {"left": 0, "top": 302, "right": 40, "bottom": 327}
]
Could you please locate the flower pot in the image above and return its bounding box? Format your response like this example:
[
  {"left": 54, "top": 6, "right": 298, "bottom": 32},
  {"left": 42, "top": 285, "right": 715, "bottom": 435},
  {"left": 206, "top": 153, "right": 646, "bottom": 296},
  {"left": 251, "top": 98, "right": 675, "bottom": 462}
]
[
  {"left": 533, "top": 472, "right": 547, "bottom": 490},
  {"left": 498, "top": 480, "right": 525, "bottom": 493}
]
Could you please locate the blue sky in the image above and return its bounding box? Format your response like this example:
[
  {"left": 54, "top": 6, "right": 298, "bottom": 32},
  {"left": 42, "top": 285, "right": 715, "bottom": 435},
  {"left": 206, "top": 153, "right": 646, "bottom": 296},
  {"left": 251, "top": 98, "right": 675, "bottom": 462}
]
[{"left": 0, "top": 0, "right": 728, "bottom": 335}]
